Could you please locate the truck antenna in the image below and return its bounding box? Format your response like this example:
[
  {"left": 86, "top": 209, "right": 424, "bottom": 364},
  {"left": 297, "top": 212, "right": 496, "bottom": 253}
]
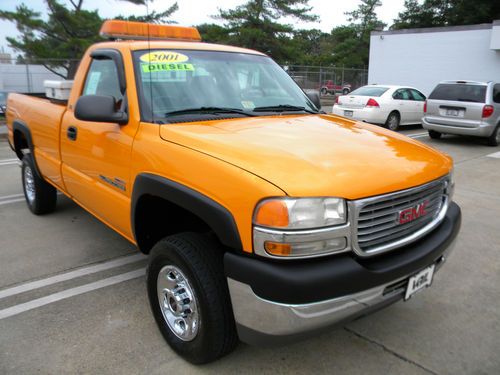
[{"left": 146, "top": 2, "right": 155, "bottom": 123}]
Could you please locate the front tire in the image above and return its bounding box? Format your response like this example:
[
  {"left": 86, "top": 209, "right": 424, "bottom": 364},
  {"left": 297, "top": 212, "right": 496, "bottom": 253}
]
[
  {"left": 342, "top": 88, "right": 350, "bottom": 95},
  {"left": 22, "top": 154, "right": 57, "bottom": 215},
  {"left": 320, "top": 87, "right": 327, "bottom": 96},
  {"left": 486, "top": 125, "right": 500, "bottom": 146},
  {"left": 147, "top": 232, "right": 238, "bottom": 364},
  {"left": 428, "top": 130, "right": 442, "bottom": 139},
  {"left": 385, "top": 112, "right": 400, "bottom": 131}
]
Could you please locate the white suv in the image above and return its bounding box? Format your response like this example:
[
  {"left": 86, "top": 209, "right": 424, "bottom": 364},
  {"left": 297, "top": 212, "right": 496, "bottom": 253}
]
[{"left": 423, "top": 81, "right": 500, "bottom": 146}]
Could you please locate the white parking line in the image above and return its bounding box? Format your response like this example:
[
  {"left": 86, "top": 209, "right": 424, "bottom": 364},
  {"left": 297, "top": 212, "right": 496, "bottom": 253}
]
[
  {"left": 0, "top": 268, "right": 146, "bottom": 320},
  {"left": 0, "top": 197, "right": 25, "bottom": 206},
  {"left": 0, "top": 253, "right": 146, "bottom": 300},
  {"left": 0, "top": 158, "right": 18, "bottom": 166},
  {"left": 0, "top": 193, "right": 24, "bottom": 201},
  {"left": 408, "top": 132, "right": 428, "bottom": 139},
  {"left": 486, "top": 151, "right": 500, "bottom": 159},
  {"left": 0, "top": 192, "right": 65, "bottom": 206}
]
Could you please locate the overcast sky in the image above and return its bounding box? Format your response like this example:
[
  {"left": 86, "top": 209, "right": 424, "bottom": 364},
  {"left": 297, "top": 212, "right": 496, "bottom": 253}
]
[{"left": 0, "top": 0, "right": 406, "bottom": 56}]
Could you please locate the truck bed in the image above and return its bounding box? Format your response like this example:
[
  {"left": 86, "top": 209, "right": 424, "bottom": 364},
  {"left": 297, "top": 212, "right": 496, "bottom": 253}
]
[{"left": 7, "top": 92, "right": 68, "bottom": 188}]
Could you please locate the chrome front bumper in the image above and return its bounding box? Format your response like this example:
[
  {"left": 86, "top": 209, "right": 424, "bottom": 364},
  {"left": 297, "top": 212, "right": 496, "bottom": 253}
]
[{"left": 228, "top": 240, "right": 455, "bottom": 346}]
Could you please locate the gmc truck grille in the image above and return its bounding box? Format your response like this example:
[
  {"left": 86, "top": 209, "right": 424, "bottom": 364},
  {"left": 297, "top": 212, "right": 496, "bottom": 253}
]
[{"left": 351, "top": 177, "right": 449, "bottom": 256}]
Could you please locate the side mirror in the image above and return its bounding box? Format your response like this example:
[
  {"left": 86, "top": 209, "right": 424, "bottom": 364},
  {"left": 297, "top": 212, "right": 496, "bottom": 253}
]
[
  {"left": 75, "top": 95, "right": 128, "bottom": 125},
  {"left": 304, "top": 89, "right": 321, "bottom": 110}
]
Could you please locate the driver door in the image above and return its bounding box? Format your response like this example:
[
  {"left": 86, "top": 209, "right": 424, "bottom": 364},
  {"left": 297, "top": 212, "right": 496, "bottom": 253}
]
[{"left": 60, "top": 49, "right": 138, "bottom": 238}]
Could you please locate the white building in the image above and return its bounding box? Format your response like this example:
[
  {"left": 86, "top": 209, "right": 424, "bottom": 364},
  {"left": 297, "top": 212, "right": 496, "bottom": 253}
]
[{"left": 368, "top": 20, "right": 500, "bottom": 95}]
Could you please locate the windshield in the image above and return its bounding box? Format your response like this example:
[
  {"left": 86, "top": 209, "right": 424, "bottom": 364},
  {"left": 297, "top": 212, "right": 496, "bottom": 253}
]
[
  {"left": 429, "top": 84, "right": 486, "bottom": 103},
  {"left": 349, "top": 86, "right": 389, "bottom": 97},
  {"left": 133, "top": 49, "right": 317, "bottom": 122}
]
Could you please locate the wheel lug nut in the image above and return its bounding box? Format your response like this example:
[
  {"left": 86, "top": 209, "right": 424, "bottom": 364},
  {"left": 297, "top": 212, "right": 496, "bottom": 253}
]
[{"left": 183, "top": 298, "right": 190, "bottom": 304}]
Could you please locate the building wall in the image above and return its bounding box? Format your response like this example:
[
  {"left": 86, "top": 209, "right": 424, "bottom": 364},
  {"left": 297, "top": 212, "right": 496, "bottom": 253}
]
[
  {"left": 0, "top": 64, "right": 64, "bottom": 93},
  {"left": 368, "top": 24, "right": 500, "bottom": 95}
]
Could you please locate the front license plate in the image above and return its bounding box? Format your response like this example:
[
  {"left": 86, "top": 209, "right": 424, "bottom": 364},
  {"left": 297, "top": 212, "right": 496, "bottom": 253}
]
[
  {"left": 344, "top": 110, "right": 353, "bottom": 117},
  {"left": 405, "top": 264, "right": 435, "bottom": 300},
  {"left": 446, "top": 109, "right": 459, "bottom": 116}
]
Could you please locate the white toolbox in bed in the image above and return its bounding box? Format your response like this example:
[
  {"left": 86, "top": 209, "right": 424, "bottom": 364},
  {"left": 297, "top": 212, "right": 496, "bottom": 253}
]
[{"left": 44, "top": 80, "right": 74, "bottom": 101}]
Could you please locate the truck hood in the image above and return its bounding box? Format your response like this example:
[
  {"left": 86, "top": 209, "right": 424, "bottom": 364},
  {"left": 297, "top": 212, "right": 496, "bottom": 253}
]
[{"left": 159, "top": 115, "right": 452, "bottom": 199}]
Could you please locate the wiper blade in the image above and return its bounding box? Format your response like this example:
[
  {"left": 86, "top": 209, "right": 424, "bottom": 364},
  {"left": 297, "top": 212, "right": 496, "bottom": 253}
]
[
  {"left": 253, "top": 105, "right": 318, "bottom": 114},
  {"left": 165, "top": 107, "right": 255, "bottom": 117}
]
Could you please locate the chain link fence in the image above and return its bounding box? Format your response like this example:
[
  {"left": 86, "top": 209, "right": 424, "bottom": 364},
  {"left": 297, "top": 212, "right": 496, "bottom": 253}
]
[
  {"left": 0, "top": 58, "right": 79, "bottom": 93},
  {"left": 283, "top": 65, "right": 368, "bottom": 96},
  {"left": 0, "top": 58, "right": 368, "bottom": 98}
]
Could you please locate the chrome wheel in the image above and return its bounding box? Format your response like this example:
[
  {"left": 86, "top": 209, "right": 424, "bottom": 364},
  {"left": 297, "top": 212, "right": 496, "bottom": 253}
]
[
  {"left": 387, "top": 114, "right": 399, "bottom": 130},
  {"left": 157, "top": 265, "right": 199, "bottom": 341},
  {"left": 24, "top": 165, "right": 35, "bottom": 204}
]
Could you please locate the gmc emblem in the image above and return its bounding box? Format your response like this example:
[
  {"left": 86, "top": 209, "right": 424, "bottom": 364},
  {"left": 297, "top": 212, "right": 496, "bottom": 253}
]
[{"left": 398, "top": 200, "right": 429, "bottom": 224}]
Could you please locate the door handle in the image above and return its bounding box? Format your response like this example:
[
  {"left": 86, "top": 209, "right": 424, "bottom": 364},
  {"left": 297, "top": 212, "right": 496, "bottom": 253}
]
[{"left": 67, "top": 126, "right": 78, "bottom": 141}]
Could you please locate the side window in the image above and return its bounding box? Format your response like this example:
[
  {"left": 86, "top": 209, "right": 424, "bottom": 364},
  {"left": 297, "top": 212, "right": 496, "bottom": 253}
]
[
  {"left": 393, "top": 89, "right": 410, "bottom": 100},
  {"left": 410, "top": 89, "right": 426, "bottom": 101},
  {"left": 82, "top": 59, "right": 123, "bottom": 102},
  {"left": 493, "top": 84, "right": 500, "bottom": 104}
]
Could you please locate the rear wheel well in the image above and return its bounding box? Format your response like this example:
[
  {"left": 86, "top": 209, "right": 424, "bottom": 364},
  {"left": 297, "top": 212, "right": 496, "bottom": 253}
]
[
  {"left": 134, "top": 195, "right": 213, "bottom": 254},
  {"left": 388, "top": 110, "right": 400, "bottom": 119},
  {"left": 13, "top": 129, "right": 29, "bottom": 159}
]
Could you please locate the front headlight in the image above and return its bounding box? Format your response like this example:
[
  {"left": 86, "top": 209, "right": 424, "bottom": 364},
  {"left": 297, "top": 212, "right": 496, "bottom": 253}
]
[
  {"left": 253, "top": 197, "right": 349, "bottom": 259},
  {"left": 254, "top": 197, "right": 346, "bottom": 229}
]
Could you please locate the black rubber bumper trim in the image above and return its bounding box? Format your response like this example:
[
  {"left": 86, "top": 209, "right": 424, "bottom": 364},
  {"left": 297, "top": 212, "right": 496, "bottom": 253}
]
[{"left": 224, "top": 202, "right": 461, "bottom": 305}]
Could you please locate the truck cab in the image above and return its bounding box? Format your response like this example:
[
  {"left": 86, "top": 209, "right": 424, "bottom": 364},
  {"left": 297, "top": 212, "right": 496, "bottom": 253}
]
[{"left": 6, "top": 20, "right": 461, "bottom": 364}]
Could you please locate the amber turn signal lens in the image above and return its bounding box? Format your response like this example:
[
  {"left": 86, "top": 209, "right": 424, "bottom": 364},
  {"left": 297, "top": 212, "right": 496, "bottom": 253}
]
[
  {"left": 264, "top": 242, "right": 292, "bottom": 256},
  {"left": 100, "top": 20, "right": 202, "bottom": 41},
  {"left": 254, "top": 199, "right": 289, "bottom": 228}
]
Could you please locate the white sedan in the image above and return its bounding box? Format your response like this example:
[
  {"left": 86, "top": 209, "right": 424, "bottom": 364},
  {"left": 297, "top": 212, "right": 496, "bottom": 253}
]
[{"left": 331, "top": 85, "right": 426, "bottom": 130}]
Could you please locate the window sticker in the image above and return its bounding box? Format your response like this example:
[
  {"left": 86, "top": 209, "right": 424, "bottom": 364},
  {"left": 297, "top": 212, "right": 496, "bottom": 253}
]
[
  {"left": 241, "top": 100, "right": 255, "bottom": 109},
  {"left": 84, "top": 71, "right": 101, "bottom": 95},
  {"left": 140, "top": 51, "right": 189, "bottom": 64},
  {"left": 141, "top": 63, "right": 194, "bottom": 73}
]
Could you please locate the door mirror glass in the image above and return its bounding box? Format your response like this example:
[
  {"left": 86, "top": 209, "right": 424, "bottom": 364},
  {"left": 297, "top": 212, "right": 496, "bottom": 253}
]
[
  {"left": 304, "top": 89, "right": 321, "bottom": 109},
  {"left": 75, "top": 95, "right": 128, "bottom": 124}
]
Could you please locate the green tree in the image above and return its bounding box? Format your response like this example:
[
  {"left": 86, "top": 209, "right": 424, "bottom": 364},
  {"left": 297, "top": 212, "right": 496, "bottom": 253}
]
[
  {"left": 0, "top": 0, "right": 177, "bottom": 79},
  {"left": 211, "top": 0, "right": 318, "bottom": 62},
  {"left": 330, "top": 0, "right": 385, "bottom": 67},
  {"left": 392, "top": 0, "right": 500, "bottom": 29}
]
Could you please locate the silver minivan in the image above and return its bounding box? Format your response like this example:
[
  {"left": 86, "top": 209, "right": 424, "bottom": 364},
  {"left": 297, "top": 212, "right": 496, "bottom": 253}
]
[{"left": 422, "top": 81, "right": 500, "bottom": 146}]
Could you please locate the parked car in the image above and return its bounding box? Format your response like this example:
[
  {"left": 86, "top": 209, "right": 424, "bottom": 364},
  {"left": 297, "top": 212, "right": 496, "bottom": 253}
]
[
  {"left": 0, "top": 91, "right": 8, "bottom": 116},
  {"left": 332, "top": 85, "right": 427, "bottom": 131},
  {"left": 320, "top": 80, "right": 351, "bottom": 95},
  {"left": 422, "top": 80, "right": 500, "bottom": 146},
  {"left": 6, "top": 20, "right": 461, "bottom": 364}
]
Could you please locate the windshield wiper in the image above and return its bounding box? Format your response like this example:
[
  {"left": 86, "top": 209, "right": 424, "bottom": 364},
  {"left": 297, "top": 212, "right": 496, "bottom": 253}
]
[
  {"left": 165, "top": 107, "right": 255, "bottom": 117},
  {"left": 253, "top": 104, "right": 318, "bottom": 114}
]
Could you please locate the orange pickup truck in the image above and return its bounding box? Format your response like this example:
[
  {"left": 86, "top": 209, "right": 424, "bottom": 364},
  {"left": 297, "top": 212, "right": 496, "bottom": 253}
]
[{"left": 6, "top": 20, "right": 461, "bottom": 364}]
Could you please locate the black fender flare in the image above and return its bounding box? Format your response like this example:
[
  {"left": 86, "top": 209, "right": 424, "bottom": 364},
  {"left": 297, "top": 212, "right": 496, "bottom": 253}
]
[
  {"left": 12, "top": 120, "right": 43, "bottom": 178},
  {"left": 131, "top": 173, "right": 243, "bottom": 252}
]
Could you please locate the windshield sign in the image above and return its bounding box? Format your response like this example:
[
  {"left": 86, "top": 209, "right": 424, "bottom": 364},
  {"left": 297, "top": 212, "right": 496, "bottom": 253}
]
[{"left": 133, "top": 49, "right": 317, "bottom": 122}]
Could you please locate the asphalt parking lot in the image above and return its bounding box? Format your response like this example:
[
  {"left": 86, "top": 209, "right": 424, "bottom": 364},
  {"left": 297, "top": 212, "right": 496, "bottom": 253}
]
[{"left": 0, "top": 124, "right": 499, "bottom": 374}]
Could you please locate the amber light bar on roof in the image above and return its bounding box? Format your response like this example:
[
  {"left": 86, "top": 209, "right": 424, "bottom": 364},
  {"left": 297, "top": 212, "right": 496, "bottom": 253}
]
[{"left": 100, "top": 20, "right": 201, "bottom": 42}]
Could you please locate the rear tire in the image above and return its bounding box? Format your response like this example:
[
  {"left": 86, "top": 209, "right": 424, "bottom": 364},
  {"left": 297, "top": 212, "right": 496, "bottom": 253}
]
[
  {"left": 147, "top": 232, "right": 238, "bottom": 364},
  {"left": 428, "top": 130, "right": 442, "bottom": 139},
  {"left": 385, "top": 112, "right": 400, "bottom": 131},
  {"left": 486, "top": 125, "right": 500, "bottom": 146},
  {"left": 320, "top": 87, "right": 327, "bottom": 96},
  {"left": 21, "top": 154, "right": 57, "bottom": 215},
  {"left": 342, "top": 88, "right": 350, "bottom": 95}
]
